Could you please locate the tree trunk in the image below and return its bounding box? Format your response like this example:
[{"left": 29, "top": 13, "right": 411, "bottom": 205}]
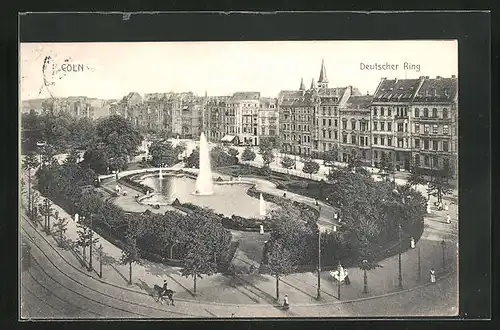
[
  {"left": 129, "top": 262, "right": 132, "bottom": 285},
  {"left": 82, "top": 246, "right": 86, "bottom": 264},
  {"left": 193, "top": 273, "right": 197, "bottom": 295},
  {"left": 363, "top": 269, "right": 368, "bottom": 294},
  {"left": 99, "top": 258, "right": 103, "bottom": 278},
  {"left": 275, "top": 275, "right": 280, "bottom": 300}
]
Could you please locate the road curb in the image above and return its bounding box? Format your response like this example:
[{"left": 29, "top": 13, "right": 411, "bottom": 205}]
[{"left": 22, "top": 213, "right": 456, "bottom": 308}]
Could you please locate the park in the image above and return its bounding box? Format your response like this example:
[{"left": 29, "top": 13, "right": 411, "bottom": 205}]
[{"left": 20, "top": 112, "right": 457, "bottom": 316}]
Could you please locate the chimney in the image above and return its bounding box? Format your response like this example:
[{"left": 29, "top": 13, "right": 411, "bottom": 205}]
[
  {"left": 436, "top": 76, "right": 442, "bottom": 79},
  {"left": 451, "top": 75, "right": 456, "bottom": 78}
]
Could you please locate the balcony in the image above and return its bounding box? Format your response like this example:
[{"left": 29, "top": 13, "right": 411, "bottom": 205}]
[{"left": 415, "top": 116, "right": 452, "bottom": 122}]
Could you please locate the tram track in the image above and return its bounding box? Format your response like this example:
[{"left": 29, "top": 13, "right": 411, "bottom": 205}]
[{"left": 21, "top": 219, "right": 204, "bottom": 318}]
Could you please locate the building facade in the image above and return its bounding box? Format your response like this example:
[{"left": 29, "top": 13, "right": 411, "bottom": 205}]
[
  {"left": 410, "top": 76, "right": 458, "bottom": 175},
  {"left": 338, "top": 95, "right": 372, "bottom": 164}
]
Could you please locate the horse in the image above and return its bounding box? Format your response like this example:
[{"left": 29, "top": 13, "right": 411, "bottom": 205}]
[{"left": 152, "top": 284, "right": 175, "bottom": 305}]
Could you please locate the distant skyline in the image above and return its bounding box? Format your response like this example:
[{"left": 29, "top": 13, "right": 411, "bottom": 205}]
[{"left": 20, "top": 41, "right": 458, "bottom": 101}]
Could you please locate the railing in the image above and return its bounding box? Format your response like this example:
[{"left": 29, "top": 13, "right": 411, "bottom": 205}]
[{"left": 243, "top": 160, "right": 324, "bottom": 181}]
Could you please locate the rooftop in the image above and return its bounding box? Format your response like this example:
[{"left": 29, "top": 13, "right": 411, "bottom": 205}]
[
  {"left": 373, "top": 78, "right": 422, "bottom": 102},
  {"left": 413, "top": 76, "right": 458, "bottom": 102},
  {"left": 344, "top": 95, "right": 373, "bottom": 109}
]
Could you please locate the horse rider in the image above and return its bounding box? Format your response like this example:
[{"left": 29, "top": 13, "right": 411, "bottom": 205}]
[{"left": 161, "top": 280, "right": 168, "bottom": 297}]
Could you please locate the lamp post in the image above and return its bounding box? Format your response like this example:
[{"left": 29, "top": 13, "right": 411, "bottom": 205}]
[
  {"left": 398, "top": 223, "right": 403, "bottom": 290},
  {"left": 88, "top": 214, "right": 94, "bottom": 272},
  {"left": 441, "top": 240, "right": 446, "bottom": 269},
  {"left": 417, "top": 246, "right": 421, "bottom": 282},
  {"left": 337, "top": 262, "right": 341, "bottom": 300},
  {"left": 99, "top": 244, "right": 103, "bottom": 278},
  {"left": 317, "top": 226, "right": 321, "bottom": 300},
  {"left": 362, "top": 259, "right": 368, "bottom": 294}
]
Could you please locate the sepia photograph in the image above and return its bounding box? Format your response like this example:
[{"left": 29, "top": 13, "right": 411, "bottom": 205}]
[{"left": 19, "top": 39, "right": 459, "bottom": 319}]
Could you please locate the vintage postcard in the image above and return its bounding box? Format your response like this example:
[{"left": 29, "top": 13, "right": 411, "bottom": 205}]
[{"left": 20, "top": 40, "right": 459, "bottom": 319}]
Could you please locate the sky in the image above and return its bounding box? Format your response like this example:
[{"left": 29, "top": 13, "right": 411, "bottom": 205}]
[{"left": 20, "top": 40, "right": 458, "bottom": 101}]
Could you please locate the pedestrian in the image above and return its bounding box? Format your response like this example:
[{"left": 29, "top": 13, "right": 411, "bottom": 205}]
[
  {"left": 430, "top": 268, "right": 436, "bottom": 283},
  {"left": 283, "top": 294, "right": 289, "bottom": 309},
  {"left": 444, "top": 203, "right": 449, "bottom": 211},
  {"left": 283, "top": 192, "right": 287, "bottom": 198},
  {"left": 446, "top": 214, "right": 451, "bottom": 224},
  {"left": 334, "top": 213, "right": 338, "bottom": 220},
  {"left": 259, "top": 224, "right": 264, "bottom": 235},
  {"left": 410, "top": 237, "right": 415, "bottom": 249},
  {"left": 344, "top": 270, "right": 351, "bottom": 285}
]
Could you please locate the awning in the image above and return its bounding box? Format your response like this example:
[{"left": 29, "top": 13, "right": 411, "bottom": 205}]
[{"left": 221, "top": 135, "right": 237, "bottom": 142}]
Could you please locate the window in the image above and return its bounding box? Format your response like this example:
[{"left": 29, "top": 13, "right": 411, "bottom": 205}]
[
  {"left": 404, "top": 108, "right": 408, "bottom": 117},
  {"left": 415, "top": 138, "right": 420, "bottom": 149},
  {"left": 380, "top": 122, "right": 385, "bottom": 131},
  {"left": 362, "top": 150, "right": 366, "bottom": 159},
  {"left": 424, "top": 155, "right": 429, "bottom": 166},
  {"left": 334, "top": 131, "right": 338, "bottom": 139},
  {"left": 351, "top": 120, "right": 356, "bottom": 130},
  {"left": 415, "top": 108, "right": 420, "bottom": 117},
  {"left": 374, "top": 122, "right": 378, "bottom": 131},
  {"left": 432, "top": 108, "right": 438, "bottom": 118},
  {"left": 334, "top": 119, "right": 338, "bottom": 127},
  {"left": 424, "top": 124, "right": 430, "bottom": 133},
  {"left": 322, "top": 119, "right": 326, "bottom": 126},
  {"left": 398, "top": 138, "right": 403, "bottom": 148},
  {"left": 373, "top": 107, "right": 378, "bottom": 116},
  {"left": 351, "top": 135, "right": 356, "bottom": 144},
  {"left": 329, "top": 119, "right": 332, "bottom": 126},
  {"left": 381, "top": 107, "right": 385, "bottom": 116},
  {"left": 387, "top": 122, "right": 392, "bottom": 131},
  {"left": 342, "top": 120, "right": 347, "bottom": 129},
  {"left": 433, "top": 125, "right": 438, "bottom": 134},
  {"left": 381, "top": 137, "right": 385, "bottom": 146},
  {"left": 374, "top": 150, "right": 378, "bottom": 159},
  {"left": 443, "top": 108, "right": 448, "bottom": 118},
  {"left": 404, "top": 123, "right": 408, "bottom": 132},
  {"left": 443, "top": 158, "right": 450, "bottom": 170},
  {"left": 397, "top": 123, "right": 403, "bottom": 132},
  {"left": 342, "top": 134, "right": 347, "bottom": 143},
  {"left": 443, "top": 141, "right": 449, "bottom": 152},
  {"left": 323, "top": 142, "right": 326, "bottom": 150},
  {"left": 374, "top": 136, "right": 378, "bottom": 144},
  {"left": 433, "top": 140, "right": 439, "bottom": 150},
  {"left": 424, "top": 108, "right": 429, "bottom": 117},
  {"left": 432, "top": 156, "right": 438, "bottom": 167},
  {"left": 443, "top": 125, "right": 449, "bottom": 135},
  {"left": 415, "top": 154, "right": 420, "bottom": 165},
  {"left": 322, "top": 130, "right": 326, "bottom": 138},
  {"left": 424, "top": 139, "right": 429, "bottom": 149},
  {"left": 387, "top": 137, "right": 392, "bottom": 146},
  {"left": 388, "top": 108, "right": 392, "bottom": 116},
  {"left": 328, "top": 130, "right": 332, "bottom": 139}
]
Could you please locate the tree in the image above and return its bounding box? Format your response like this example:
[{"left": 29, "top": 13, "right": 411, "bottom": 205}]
[
  {"left": 148, "top": 140, "right": 178, "bottom": 167},
  {"left": 323, "top": 148, "right": 338, "bottom": 166},
  {"left": 259, "top": 138, "right": 275, "bottom": 168},
  {"left": 52, "top": 216, "right": 69, "bottom": 247},
  {"left": 38, "top": 198, "right": 54, "bottom": 234},
  {"left": 94, "top": 115, "right": 143, "bottom": 164},
  {"left": 174, "top": 141, "right": 187, "bottom": 158},
  {"left": 76, "top": 221, "right": 91, "bottom": 264},
  {"left": 427, "top": 171, "right": 453, "bottom": 204},
  {"left": 265, "top": 239, "right": 297, "bottom": 300},
  {"left": 227, "top": 147, "right": 239, "bottom": 162},
  {"left": 120, "top": 233, "right": 142, "bottom": 285},
  {"left": 241, "top": 147, "right": 256, "bottom": 165},
  {"left": 210, "top": 145, "right": 236, "bottom": 168},
  {"left": 281, "top": 156, "right": 295, "bottom": 173},
  {"left": 379, "top": 152, "right": 394, "bottom": 183},
  {"left": 347, "top": 150, "right": 363, "bottom": 172},
  {"left": 22, "top": 153, "right": 40, "bottom": 220},
  {"left": 185, "top": 147, "right": 200, "bottom": 168},
  {"left": 408, "top": 162, "right": 426, "bottom": 188},
  {"left": 302, "top": 159, "right": 320, "bottom": 178},
  {"left": 76, "top": 190, "right": 104, "bottom": 217},
  {"left": 179, "top": 222, "right": 219, "bottom": 295}
]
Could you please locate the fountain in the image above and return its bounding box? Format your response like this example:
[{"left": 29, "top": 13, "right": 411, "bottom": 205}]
[
  {"left": 259, "top": 193, "right": 267, "bottom": 216},
  {"left": 194, "top": 132, "right": 214, "bottom": 195}
]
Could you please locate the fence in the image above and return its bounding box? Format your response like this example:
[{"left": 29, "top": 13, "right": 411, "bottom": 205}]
[{"left": 244, "top": 160, "right": 325, "bottom": 181}]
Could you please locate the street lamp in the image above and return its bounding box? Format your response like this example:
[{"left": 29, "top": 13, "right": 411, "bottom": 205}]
[
  {"left": 317, "top": 226, "right": 321, "bottom": 300},
  {"left": 398, "top": 223, "right": 403, "bottom": 290},
  {"left": 88, "top": 214, "right": 94, "bottom": 272},
  {"left": 417, "top": 246, "right": 421, "bottom": 282},
  {"left": 362, "top": 259, "right": 368, "bottom": 294},
  {"left": 337, "top": 262, "right": 341, "bottom": 300},
  {"left": 441, "top": 240, "right": 446, "bottom": 269}
]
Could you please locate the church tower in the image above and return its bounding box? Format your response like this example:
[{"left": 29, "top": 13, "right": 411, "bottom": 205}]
[
  {"left": 299, "top": 77, "right": 306, "bottom": 91},
  {"left": 310, "top": 78, "right": 316, "bottom": 90},
  {"left": 317, "top": 59, "right": 329, "bottom": 89}
]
